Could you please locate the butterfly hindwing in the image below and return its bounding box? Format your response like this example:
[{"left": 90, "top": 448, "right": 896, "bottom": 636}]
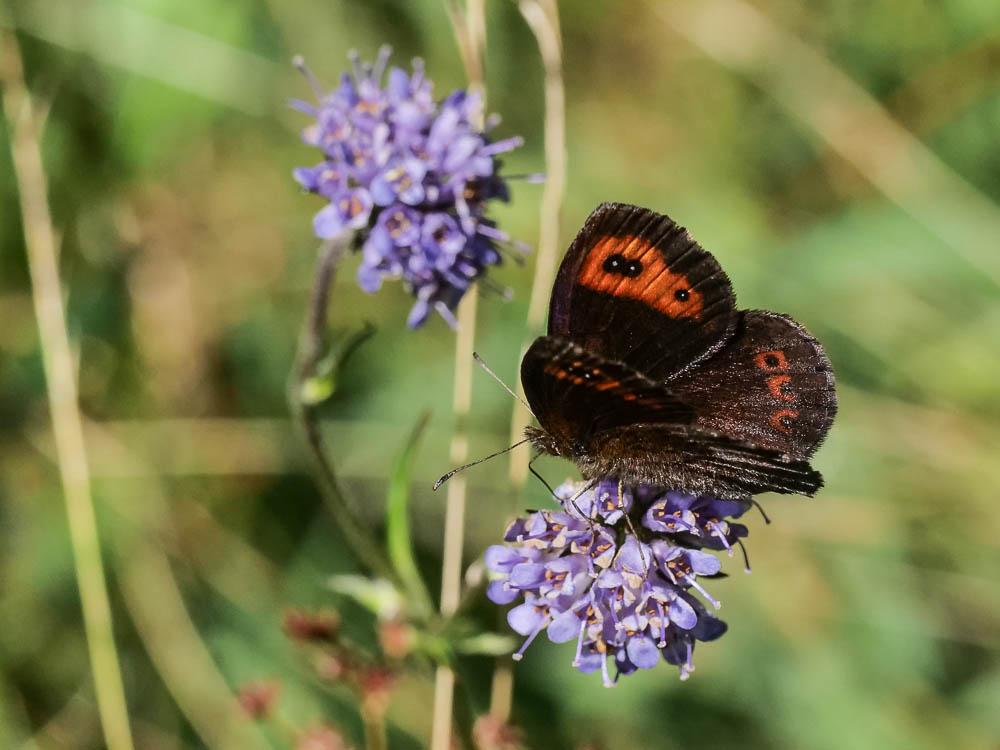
[
  {"left": 668, "top": 310, "right": 837, "bottom": 459},
  {"left": 548, "top": 203, "right": 739, "bottom": 381},
  {"left": 521, "top": 335, "right": 694, "bottom": 448}
]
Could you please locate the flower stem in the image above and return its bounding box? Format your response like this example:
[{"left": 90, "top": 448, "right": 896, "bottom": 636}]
[
  {"left": 490, "top": 0, "right": 566, "bottom": 722},
  {"left": 362, "top": 708, "right": 388, "bottom": 750},
  {"left": 439, "top": 287, "right": 479, "bottom": 617},
  {"left": 508, "top": 0, "right": 566, "bottom": 486},
  {"left": 430, "top": 286, "right": 479, "bottom": 750},
  {"left": 290, "top": 237, "right": 399, "bottom": 584},
  {"left": 431, "top": 3, "right": 489, "bottom": 746},
  {"left": 0, "top": 28, "right": 135, "bottom": 750},
  {"left": 445, "top": 0, "right": 487, "bottom": 96}
]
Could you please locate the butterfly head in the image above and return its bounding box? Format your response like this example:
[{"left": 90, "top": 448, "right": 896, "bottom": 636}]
[{"left": 524, "top": 424, "right": 582, "bottom": 460}]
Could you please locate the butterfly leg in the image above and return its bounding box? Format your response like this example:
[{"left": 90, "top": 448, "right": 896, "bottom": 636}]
[
  {"left": 618, "top": 478, "right": 648, "bottom": 567},
  {"left": 527, "top": 453, "right": 558, "bottom": 499},
  {"left": 736, "top": 538, "right": 752, "bottom": 573},
  {"left": 751, "top": 499, "right": 772, "bottom": 525},
  {"left": 566, "top": 478, "right": 599, "bottom": 530}
]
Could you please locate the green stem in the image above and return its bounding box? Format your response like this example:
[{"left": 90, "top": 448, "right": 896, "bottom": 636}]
[
  {"left": 362, "top": 708, "right": 388, "bottom": 750},
  {"left": 431, "top": 3, "right": 488, "bottom": 749},
  {"left": 0, "top": 27, "right": 135, "bottom": 750},
  {"left": 290, "top": 237, "right": 399, "bottom": 585}
]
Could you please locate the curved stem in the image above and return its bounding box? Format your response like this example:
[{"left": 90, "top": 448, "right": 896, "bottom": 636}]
[
  {"left": 290, "top": 237, "right": 398, "bottom": 584},
  {"left": 1, "top": 27, "right": 135, "bottom": 750}
]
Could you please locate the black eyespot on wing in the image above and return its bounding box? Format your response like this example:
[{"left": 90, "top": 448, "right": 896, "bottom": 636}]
[
  {"left": 601, "top": 253, "right": 643, "bottom": 278},
  {"left": 602, "top": 254, "right": 623, "bottom": 274},
  {"left": 548, "top": 202, "right": 738, "bottom": 381}
]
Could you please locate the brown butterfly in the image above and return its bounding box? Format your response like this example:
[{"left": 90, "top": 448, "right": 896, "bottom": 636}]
[{"left": 518, "top": 202, "right": 837, "bottom": 501}]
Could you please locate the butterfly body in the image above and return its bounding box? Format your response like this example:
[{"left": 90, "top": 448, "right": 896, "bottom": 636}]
[{"left": 521, "top": 203, "right": 836, "bottom": 501}]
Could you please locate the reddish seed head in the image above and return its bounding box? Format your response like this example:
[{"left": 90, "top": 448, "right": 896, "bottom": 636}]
[
  {"left": 296, "top": 725, "right": 350, "bottom": 750},
  {"left": 473, "top": 714, "right": 524, "bottom": 750},
  {"left": 378, "top": 619, "right": 415, "bottom": 660},
  {"left": 237, "top": 680, "right": 281, "bottom": 720},
  {"left": 359, "top": 667, "right": 396, "bottom": 716},
  {"left": 283, "top": 608, "right": 340, "bottom": 643},
  {"left": 314, "top": 652, "right": 348, "bottom": 682}
]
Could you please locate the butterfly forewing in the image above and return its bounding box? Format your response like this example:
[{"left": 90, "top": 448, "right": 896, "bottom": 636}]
[
  {"left": 548, "top": 203, "right": 739, "bottom": 381},
  {"left": 521, "top": 335, "right": 694, "bottom": 448}
]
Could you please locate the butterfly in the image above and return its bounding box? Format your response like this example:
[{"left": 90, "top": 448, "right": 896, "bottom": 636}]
[{"left": 519, "top": 202, "right": 837, "bottom": 501}]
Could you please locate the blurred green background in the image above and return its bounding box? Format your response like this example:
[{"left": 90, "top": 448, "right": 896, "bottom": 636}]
[{"left": 2, "top": 0, "right": 999, "bottom": 748}]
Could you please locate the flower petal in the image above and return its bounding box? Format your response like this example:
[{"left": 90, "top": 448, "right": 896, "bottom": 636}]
[
  {"left": 618, "top": 537, "right": 651, "bottom": 575},
  {"left": 669, "top": 597, "right": 697, "bottom": 630},
  {"left": 509, "top": 562, "right": 546, "bottom": 589},
  {"left": 484, "top": 545, "right": 521, "bottom": 573},
  {"left": 486, "top": 580, "right": 519, "bottom": 605},
  {"left": 687, "top": 549, "right": 722, "bottom": 576},
  {"left": 507, "top": 603, "right": 543, "bottom": 636},
  {"left": 547, "top": 610, "right": 582, "bottom": 643},
  {"left": 312, "top": 204, "right": 345, "bottom": 238},
  {"left": 406, "top": 300, "right": 430, "bottom": 328},
  {"left": 356, "top": 263, "right": 383, "bottom": 293},
  {"left": 626, "top": 635, "right": 660, "bottom": 670}
]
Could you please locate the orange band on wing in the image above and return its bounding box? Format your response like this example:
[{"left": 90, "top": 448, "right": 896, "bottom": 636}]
[
  {"left": 767, "top": 374, "right": 795, "bottom": 402},
  {"left": 543, "top": 361, "right": 622, "bottom": 391},
  {"left": 770, "top": 408, "right": 798, "bottom": 433},
  {"left": 577, "top": 235, "right": 703, "bottom": 318}
]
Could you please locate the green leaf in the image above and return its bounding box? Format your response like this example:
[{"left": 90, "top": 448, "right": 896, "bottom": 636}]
[
  {"left": 386, "top": 412, "right": 435, "bottom": 620},
  {"left": 299, "top": 322, "right": 376, "bottom": 406},
  {"left": 327, "top": 575, "right": 403, "bottom": 621},
  {"left": 332, "top": 321, "right": 376, "bottom": 370}
]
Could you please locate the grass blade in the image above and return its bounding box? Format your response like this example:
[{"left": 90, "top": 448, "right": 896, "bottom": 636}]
[{"left": 387, "top": 412, "right": 435, "bottom": 619}]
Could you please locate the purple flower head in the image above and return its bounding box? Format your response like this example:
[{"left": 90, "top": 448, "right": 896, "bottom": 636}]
[
  {"left": 292, "top": 48, "right": 529, "bottom": 328},
  {"left": 486, "top": 479, "right": 762, "bottom": 684}
]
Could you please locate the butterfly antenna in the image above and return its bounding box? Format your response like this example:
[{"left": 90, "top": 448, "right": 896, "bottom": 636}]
[
  {"left": 433, "top": 438, "right": 531, "bottom": 491},
  {"left": 472, "top": 351, "right": 534, "bottom": 415}
]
